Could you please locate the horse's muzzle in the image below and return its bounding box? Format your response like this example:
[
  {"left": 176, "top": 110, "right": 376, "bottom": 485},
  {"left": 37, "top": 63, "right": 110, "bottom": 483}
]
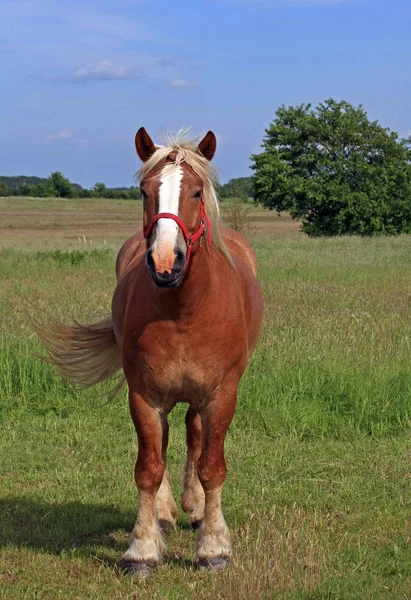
[{"left": 146, "top": 247, "right": 186, "bottom": 288}]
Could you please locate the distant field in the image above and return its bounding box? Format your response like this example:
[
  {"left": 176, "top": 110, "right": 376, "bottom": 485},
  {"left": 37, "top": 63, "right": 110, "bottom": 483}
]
[
  {"left": 0, "top": 196, "right": 300, "bottom": 249},
  {"left": 0, "top": 197, "right": 410, "bottom": 599}
]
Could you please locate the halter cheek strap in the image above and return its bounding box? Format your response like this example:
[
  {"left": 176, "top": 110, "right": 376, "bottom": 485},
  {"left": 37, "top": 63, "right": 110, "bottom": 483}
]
[{"left": 143, "top": 199, "right": 212, "bottom": 268}]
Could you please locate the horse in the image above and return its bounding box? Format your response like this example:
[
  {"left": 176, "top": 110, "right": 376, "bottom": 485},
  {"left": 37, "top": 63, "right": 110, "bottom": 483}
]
[{"left": 37, "top": 128, "right": 264, "bottom": 576}]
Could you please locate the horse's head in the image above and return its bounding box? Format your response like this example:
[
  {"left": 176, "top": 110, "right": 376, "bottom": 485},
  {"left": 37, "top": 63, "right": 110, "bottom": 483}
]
[{"left": 135, "top": 128, "right": 217, "bottom": 289}]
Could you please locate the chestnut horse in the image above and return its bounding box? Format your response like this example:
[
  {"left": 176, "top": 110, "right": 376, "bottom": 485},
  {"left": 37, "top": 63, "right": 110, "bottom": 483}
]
[{"left": 38, "top": 128, "right": 263, "bottom": 576}]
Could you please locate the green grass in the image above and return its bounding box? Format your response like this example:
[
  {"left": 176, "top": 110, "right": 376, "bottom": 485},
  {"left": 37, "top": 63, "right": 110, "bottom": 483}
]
[{"left": 1, "top": 229, "right": 411, "bottom": 599}]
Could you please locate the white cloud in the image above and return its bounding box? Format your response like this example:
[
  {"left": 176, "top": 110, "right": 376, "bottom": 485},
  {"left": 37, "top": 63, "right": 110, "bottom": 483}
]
[
  {"left": 43, "top": 129, "right": 73, "bottom": 141},
  {"left": 56, "top": 60, "right": 145, "bottom": 83},
  {"left": 168, "top": 79, "right": 200, "bottom": 89},
  {"left": 31, "top": 54, "right": 205, "bottom": 87},
  {"left": 39, "top": 130, "right": 90, "bottom": 146},
  {"left": 73, "top": 138, "right": 90, "bottom": 147},
  {"left": 157, "top": 56, "right": 205, "bottom": 70}
]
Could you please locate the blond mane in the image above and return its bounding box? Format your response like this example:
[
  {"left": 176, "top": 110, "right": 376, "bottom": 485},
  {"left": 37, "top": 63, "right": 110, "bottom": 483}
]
[{"left": 136, "top": 130, "right": 233, "bottom": 266}]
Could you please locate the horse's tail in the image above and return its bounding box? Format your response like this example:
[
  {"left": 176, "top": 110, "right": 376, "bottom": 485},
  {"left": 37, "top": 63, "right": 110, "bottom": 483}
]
[{"left": 34, "top": 315, "right": 125, "bottom": 400}]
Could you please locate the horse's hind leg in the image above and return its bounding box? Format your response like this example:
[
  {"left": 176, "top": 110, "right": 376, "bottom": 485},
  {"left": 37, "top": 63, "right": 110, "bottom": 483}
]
[
  {"left": 156, "top": 417, "right": 178, "bottom": 534},
  {"left": 196, "top": 380, "right": 237, "bottom": 572},
  {"left": 123, "top": 391, "right": 166, "bottom": 577},
  {"left": 182, "top": 407, "right": 205, "bottom": 528}
]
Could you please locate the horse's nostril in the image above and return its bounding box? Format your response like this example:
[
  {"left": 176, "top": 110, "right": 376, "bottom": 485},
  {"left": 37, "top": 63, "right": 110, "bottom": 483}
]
[
  {"left": 146, "top": 248, "right": 155, "bottom": 270},
  {"left": 146, "top": 247, "right": 185, "bottom": 283},
  {"left": 156, "top": 271, "right": 173, "bottom": 281},
  {"left": 174, "top": 249, "right": 186, "bottom": 272}
]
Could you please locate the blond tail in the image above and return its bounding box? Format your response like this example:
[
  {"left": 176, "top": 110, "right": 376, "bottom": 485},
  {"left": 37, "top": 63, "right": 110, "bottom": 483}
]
[{"left": 33, "top": 315, "right": 125, "bottom": 400}]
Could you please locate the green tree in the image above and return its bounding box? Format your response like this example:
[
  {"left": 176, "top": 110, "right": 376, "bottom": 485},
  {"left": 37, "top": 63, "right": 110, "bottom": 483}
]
[
  {"left": 0, "top": 181, "right": 8, "bottom": 196},
  {"left": 251, "top": 99, "right": 411, "bottom": 236},
  {"left": 71, "top": 183, "right": 84, "bottom": 197},
  {"left": 128, "top": 186, "right": 141, "bottom": 200},
  {"left": 48, "top": 172, "right": 73, "bottom": 198},
  {"left": 106, "top": 189, "right": 121, "bottom": 199},
  {"left": 32, "top": 183, "right": 48, "bottom": 197},
  {"left": 218, "top": 177, "right": 253, "bottom": 200},
  {"left": 93, "top": 182, "right": 107, "bottom": 198},
  {"left": 15, "top": 183, "right": 33, "bottom": 196}
]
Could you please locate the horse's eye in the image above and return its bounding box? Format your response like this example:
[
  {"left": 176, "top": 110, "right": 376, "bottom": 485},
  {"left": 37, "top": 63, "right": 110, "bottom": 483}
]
[
  {"left": 194, "top": 190, "right": 202, "bottom": 199},
  {"left": 140, "top": 189, "right": 148, "bottom": 200}
]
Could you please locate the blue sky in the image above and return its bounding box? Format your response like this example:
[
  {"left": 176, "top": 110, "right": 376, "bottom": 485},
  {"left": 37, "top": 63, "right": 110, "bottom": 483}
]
[{"left": 1, "top": 0, "right": 410, "bottom": 187}]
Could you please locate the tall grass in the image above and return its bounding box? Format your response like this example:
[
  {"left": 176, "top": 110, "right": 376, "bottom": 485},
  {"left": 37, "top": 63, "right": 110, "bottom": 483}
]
[
  {"left": 1, "top": 234, "right": 410, "bottom": 599},
  {"left": 0, "top": 238, "right": 411, "bottom": 437},
  {"left": 1, "top": 238, "right": 410, "bottom": 437}
]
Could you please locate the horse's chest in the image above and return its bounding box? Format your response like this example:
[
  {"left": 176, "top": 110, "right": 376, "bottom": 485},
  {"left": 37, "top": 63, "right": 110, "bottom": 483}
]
[{"left": 135, "top": 327, "right": 218, "bottom": 401}]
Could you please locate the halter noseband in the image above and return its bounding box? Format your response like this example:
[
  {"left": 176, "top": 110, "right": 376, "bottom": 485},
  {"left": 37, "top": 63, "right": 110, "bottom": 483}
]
[{"left": 143, "top": 198, "right": 212, "bottom": 268}]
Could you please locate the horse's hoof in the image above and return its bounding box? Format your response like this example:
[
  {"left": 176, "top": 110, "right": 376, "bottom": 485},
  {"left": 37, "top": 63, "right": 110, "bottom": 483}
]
[
  {"left": 123, "top": 560, "right": 157, "bottom": 578},
  {"left": 191, "top": 519, "right": 202, "bottom": 530},
  {"left": 198, "top": 556, "right": 230, "bottom": 573},
  {"left": 158, "top": 519, "right": 172, "bottom": 535}
]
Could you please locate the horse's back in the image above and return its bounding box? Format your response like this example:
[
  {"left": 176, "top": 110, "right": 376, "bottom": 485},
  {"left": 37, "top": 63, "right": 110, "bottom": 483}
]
[{"left": 221, "top": 225, "right": 257, "bottom": 275}]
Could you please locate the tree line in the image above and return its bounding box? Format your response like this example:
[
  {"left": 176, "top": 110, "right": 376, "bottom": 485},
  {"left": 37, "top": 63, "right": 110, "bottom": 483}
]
[
  {"left": 0, "top": 172, "right": 254, "bottom": 202},
  {"left": 0, "top": 173, "right": 141, "bottom": 200}
]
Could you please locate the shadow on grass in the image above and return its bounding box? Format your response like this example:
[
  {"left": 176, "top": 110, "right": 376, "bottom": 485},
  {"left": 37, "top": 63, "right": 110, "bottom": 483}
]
[
  {"left": 0, "top": 496, "right": 134, "bottom": 557},
  {"left": 0, "top": 496, "right": 198, "bottom": 570}
]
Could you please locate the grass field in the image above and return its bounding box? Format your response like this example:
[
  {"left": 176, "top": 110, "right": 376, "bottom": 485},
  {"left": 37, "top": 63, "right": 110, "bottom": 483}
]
[{"left": 0, "top": 197, "right": 410, "bottom": 599}]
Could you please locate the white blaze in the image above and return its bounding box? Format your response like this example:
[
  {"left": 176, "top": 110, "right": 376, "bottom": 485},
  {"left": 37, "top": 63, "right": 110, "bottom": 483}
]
[{"left": 153, "top": 165, "right": 183, "bottom": 248}]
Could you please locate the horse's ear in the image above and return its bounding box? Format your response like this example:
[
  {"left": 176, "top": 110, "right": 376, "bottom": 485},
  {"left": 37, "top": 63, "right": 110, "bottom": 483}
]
[
  {"left": 135, "top": 127, "right": 156, "bottom": 162},
  {"left": 197, "top": 131, "right": 217, "bottom": 161}
]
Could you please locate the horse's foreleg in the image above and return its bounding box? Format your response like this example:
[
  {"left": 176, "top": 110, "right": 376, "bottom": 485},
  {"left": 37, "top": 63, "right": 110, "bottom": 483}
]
[
  {"left": 182, "top": 407, "right": 205, "bottom": 528},
  {"left": 123, "top": 391, "right": 165, "bottom": 576},
  {"left": 196, "top": 382, "right": 237, "bottom": 572},
  {"left": 156, "top": 417, "right": 178, "bottom": 534}
]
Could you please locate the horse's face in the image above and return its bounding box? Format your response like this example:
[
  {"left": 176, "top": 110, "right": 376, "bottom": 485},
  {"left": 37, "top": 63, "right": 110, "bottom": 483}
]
[
  {"left": 140, "top": 163, "right": 204, "bottom": 288},
  {"left": 136, "top": 128, "right": 216, "bottom": 289}
]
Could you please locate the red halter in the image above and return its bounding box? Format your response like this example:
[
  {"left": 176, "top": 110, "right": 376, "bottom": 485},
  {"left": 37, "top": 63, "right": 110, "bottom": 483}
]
[{"left": 143, "top": 199, "right": 212, "bottom": 268}]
